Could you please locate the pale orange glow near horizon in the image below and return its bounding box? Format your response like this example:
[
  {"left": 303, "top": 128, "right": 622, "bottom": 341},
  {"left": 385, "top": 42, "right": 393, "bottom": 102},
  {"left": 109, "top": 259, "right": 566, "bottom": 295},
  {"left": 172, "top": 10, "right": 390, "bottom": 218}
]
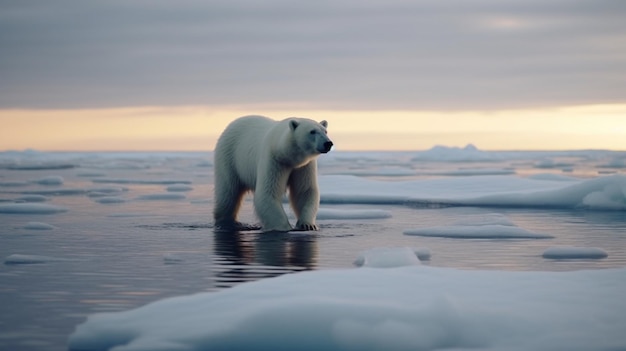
[{"left": 1, "top": 104, "right": 625, "bottom": 151}]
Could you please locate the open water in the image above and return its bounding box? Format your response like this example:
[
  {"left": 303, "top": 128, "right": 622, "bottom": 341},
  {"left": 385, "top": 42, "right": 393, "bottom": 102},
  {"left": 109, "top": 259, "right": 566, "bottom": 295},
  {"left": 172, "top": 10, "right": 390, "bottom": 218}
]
[{"left": 1, "top": 149, "right": 625, "bottom": 350}]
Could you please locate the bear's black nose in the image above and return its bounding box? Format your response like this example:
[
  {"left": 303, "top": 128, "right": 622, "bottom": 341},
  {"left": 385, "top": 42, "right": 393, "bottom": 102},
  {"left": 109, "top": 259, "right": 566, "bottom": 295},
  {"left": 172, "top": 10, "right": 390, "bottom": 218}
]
[{"left": 322, "top": 141, "right": 333, "bottom": 153}]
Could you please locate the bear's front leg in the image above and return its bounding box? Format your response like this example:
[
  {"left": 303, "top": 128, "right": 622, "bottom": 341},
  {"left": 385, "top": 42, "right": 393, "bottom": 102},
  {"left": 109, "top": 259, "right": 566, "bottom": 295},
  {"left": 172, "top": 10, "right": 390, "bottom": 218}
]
[
  {"left": 254, "top": 164, "right": 293, "bottom": 232},
  {"left": 289, "top": 162, "right": 320, "bottom": 231},
  {"left": 254, "top": 191, "right": 293, "bottom": 232}
]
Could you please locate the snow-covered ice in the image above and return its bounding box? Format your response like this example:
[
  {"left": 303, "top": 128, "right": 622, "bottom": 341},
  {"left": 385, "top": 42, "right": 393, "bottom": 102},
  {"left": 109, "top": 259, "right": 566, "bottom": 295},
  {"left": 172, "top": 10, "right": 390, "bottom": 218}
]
[
  {"left": 320, "top": 174, "right": 626, "bottom": 210},
  {"left": 68, "top": 266, "right": 626, "bottom": 351},
  {"left": 543, "top": 246, "right": 609, "bottom": 260}
]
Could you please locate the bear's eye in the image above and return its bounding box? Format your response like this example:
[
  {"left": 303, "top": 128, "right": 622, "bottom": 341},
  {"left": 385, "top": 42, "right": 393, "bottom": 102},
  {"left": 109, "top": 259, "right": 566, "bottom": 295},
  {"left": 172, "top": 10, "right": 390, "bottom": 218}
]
[{"left": 309, "top": 130, "right": 316, "bottom": 135}]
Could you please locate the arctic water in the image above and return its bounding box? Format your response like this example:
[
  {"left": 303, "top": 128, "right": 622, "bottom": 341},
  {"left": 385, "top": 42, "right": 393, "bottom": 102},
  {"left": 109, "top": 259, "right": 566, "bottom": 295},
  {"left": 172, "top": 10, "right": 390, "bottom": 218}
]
[{"left": 1, "top": 146, "right": 625, "bottom": 350}]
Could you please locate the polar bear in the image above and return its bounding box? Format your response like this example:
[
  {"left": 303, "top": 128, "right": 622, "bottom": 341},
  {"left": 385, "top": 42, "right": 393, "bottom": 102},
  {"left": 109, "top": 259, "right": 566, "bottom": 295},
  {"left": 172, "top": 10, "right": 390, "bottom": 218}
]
[{"left": 213, "top": 115, "right": 333, "bottom": 232}]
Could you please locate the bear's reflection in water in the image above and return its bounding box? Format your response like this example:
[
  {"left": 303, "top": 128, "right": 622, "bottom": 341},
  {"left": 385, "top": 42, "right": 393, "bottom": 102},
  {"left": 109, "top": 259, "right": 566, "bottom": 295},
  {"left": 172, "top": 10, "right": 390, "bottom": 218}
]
[{"left": 213, "top": 231, "right": 317, "bottom": 289}]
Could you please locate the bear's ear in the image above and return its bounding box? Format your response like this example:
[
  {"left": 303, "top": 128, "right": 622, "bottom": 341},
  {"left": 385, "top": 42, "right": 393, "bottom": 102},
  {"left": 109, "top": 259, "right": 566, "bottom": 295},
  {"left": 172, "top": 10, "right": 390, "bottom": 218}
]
[
  {"left": 289, "top": 119, "right": 299, "bottom": 131},
  {"left": 320, "top": 120, "right": 328, "bottom": 128}
]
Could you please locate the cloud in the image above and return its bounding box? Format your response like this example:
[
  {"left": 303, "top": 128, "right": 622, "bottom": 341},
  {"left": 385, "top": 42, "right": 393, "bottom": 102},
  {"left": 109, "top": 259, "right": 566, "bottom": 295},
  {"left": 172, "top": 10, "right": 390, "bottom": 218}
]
[{"left": 1, "top": 0, "right": 625, "bottom": 110}]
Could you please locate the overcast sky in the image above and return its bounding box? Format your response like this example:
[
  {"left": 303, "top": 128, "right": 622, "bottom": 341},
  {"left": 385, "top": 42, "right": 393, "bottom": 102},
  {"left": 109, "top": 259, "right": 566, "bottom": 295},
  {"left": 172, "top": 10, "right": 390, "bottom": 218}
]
[{"left": 1, "top": 0, "right": 625, "bottom": 111}]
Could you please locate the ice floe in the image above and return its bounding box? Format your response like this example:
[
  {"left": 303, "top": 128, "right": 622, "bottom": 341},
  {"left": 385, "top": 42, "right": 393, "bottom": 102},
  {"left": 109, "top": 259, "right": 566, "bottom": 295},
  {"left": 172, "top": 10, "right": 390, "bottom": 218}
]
[
  {"left": 320, "top": 174, "right": 626, "bottom": 210},
  {"left": 35, "top": 175, "right": 64, "bottom": 186},
  {"left": 14, "top": 194, "right": 48, "bottom": 202},
  {"left": 22, "top": 222, "right": 56, "bottom": 230},
  {"left": 4, "top": 254, "right": 68, "bottom": 264},
  {"left": 542, "top": 246, "right": 608, "bottom": 260},
  {"left": 163, "top": 253, "right": 185, "bottom": 263},
  {"left": 68, "top": 266, "right": 626, "bottom": 351},
  {"left": 94, "top": 197, "right": 127, "bottom": 204},
  {"left": 136, "top": 193, "right": 186, "bottom": 201},
  {"left": 354, "top": 247, "right": 425, "bottom": 268},
  {"left": 0, "top": 203, "right": 68, "bottom": 214},
  {"left": 166, "top": 184, "right": 194, "bottom": 192},
  {"left": 404, "top": 213, "right": 552, "bottom": 239},
  {"left": 93, "top": 179, "right": 192, "bottom": 185}
]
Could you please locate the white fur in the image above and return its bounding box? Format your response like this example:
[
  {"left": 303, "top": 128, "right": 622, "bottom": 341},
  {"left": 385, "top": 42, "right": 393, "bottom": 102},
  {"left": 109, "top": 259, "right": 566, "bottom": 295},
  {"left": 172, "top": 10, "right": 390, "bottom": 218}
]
[{"left": 213, "top": 115, "right": 332, "bottom": 232}]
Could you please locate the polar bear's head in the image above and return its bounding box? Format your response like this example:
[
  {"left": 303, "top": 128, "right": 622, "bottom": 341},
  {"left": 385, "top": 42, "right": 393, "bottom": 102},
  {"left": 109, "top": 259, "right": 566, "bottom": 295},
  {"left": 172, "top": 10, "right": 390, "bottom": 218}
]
[{"left": 289, "top": 118, "right": 333, "bottom": 155}]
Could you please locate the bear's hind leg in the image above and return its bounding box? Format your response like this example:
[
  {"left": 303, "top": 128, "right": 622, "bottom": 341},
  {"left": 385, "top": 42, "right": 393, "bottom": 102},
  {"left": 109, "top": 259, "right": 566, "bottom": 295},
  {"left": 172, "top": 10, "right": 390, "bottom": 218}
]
[{"left": 213, "top": 177, "right": 249, "bottom": 231}]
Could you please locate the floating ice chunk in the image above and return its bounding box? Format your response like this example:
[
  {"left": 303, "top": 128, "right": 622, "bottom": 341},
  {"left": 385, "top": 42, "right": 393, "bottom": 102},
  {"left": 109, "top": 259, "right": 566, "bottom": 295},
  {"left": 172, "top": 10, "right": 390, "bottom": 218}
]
[
  {"left": 581, "top": 183, "right": 626, "bottom": 210},
  {"left": 316, "top": 208, "right": 392, "bottom": 220},
  {"left": 35, "top": 175, "right": 64, "bottom": 186},
  {"left": 414, "top": 248, "right": 431, "bottom": 261},
  {"left": 320, "top": 174, "right": 626, "bottom": 211},
  {"left": 166, "top": 184, "right": 194, "bottom": 192},
  {"left": 598, "top": 157, "right": 626, "bottom": 169},
  {"left": 88, "top": 186, "right": 128, "bottom": 194},
  {"left": 21, "top": 188, "right": 87, "bottom": 196},
  {"left": 332, "top": 167, "right": 416, "bottom": 177},
  {"left": 94, "top": 197, "right": 127, "bottom": 204},
  {"left": 0, "top": 181, "right": 30, "bottom": 187},
  {"left": 7, "top": 163, "right": 75, "bottom": 170},
  {"left": 354, "top": 247, "right": 422, "bottom": 268},
  {"left": 542, "top": 247, "right": 608, "bottom": 260},
  {"left": 404, "top": 225, "right": 553, "bottom": 239},
  {"left": 76, "top": 172, "right": 107, "bottom": 178},
  {"left": 4, "top": 254, "right": 67, "bottom": 264},
  {"left": 0, "top": 203, "right": 68, "bottom": 214},
  {"left": 527, "top": 173, "right": 579, "bottom": 181},
  {"left": 136, "top": 193, "right": 186, "bottom": 201},
  {"left": 422, "top": 168, "right": 516, "bottom": 176},
  {"left": 534, "top": 159, "right": 575, "bottom": 169},
  {"left": 93, "top": 179, "right": 192, "bottom": 185},
  {"left": 23, "top": 222, "right": 56, "bottom": 230},
  {"left": 15, "top": 194, "right": 48, "bottom": 202},
  {"left": 163, "top": 253, "right": 185, "bottom": 263},
  {"left": 404, "top": 214, "right": 552, "bottom": 239},
  {"left": 67, "top": 266, "right": 626, "bottom": 351}
]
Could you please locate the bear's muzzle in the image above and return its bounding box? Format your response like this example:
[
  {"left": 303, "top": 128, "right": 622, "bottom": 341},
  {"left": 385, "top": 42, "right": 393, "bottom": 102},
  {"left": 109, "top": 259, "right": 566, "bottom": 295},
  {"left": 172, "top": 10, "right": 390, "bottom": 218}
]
[{"left": 321, "top": 141, "right": 333, "bottom": 154}]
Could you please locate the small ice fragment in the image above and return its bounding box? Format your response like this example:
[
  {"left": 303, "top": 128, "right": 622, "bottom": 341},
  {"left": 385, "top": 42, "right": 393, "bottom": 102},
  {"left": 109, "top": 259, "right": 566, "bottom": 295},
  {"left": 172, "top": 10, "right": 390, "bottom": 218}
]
[
  {"left": 163, "top": 253, "right": 184, "bottom": 263},
  {"left": 94, "top": 197, "right": 126, "bottom": 204},
  {"left": 354, "top": 247, "right": 421, "bottom": 268},
  {"left": 4, "top": 254, "right": 66, "bottom": 264},
  {"left": 36, "top": 176, "right": 64, "bottom": 186},
  {"left": 0, "top": 203, "right": 68, "bottom": 214},
  {"left": 136, "top": 193, "right": 186, "bottom": 201},
  {"left": 23, "top": 222, "right": 56, "bottom": 230},
  {"left": 542, "top": 246, "right": 608, "bottom": 260},
  {"left": 166, "top": 184, "right": 194, "bottom": 192}
]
